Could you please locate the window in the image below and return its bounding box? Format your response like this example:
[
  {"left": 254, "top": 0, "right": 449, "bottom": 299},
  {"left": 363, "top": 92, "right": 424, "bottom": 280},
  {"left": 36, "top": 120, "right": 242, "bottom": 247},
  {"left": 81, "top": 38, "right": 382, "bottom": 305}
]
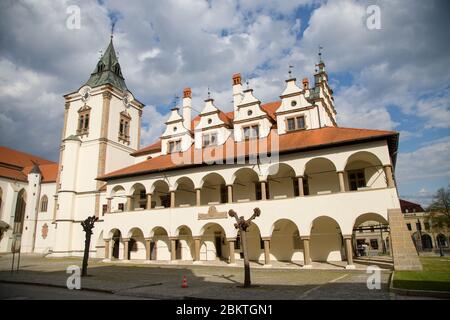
[
  {"left": 202, "top": 133, "right": 218, "bottom": 147},
  {"left": 370, "top": 239, "right": 379, "bottom": 250},
  {"left": 406, "top": 223, "right": 412, "bottom": 231},
  {"left": 291, "top": 100, "right": 297, "bottom": 107},
  {"left": 118, "top": 203, "right": 124, "bottom": 212},
  {"left": 77, "top": 106, "right": 91, "bottom": 136},
  {"left": 424, "top": 222, "right": 430, "bottom": 230},
  {"left": 370, "top": 226, "right": 374, "bottom": 233},
  {"left": 286, "top": 115, "right": 306, "bottom": 131},
  {"left": 40, "top": 195, "right": 48, "bottom": 212},
  {"left": 160, "top": 195, "right": 170, "bottom": 208},
  {"left": 416, "top": 222, "right": 422, "bottom": 231},
  {"left": 168, "top": 140, "right": 181, "bottom": 153},
  {"left": 102, "top": 204, "right": 108, "bottom": 214},
  {"left": 243, "top": 125, "right": 259, "bottom": 140},
  {"left": 303, "top": 177, "right": 310, "bottom": 196},
  {"left": 348, "top": 170, "right": 366, "bottom": 191},
  {"left": 119, "top": 111, "right": 131, "bottom": 143}
]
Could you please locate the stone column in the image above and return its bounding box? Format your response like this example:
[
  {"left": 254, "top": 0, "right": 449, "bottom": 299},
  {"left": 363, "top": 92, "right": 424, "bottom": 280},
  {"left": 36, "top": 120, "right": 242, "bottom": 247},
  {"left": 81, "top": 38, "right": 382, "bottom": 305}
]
[
  {"left": 384, "top": 165, "right": 395, "bottom": 188},
  {"left": 123, "top": 238, "right": 130, "bottom": 260},
  {"left": 261, "top": 181, "right": 267, "bottom": 200},
  {"left": 104, "top": 239, "right": 110, "bottom": 259},
  {"left": 106, "top": 198, "right": 112, "bottom": 213},
  {"left": 262, "top": 237, "right": 271, "bottom": 266},
  {"left": 145, "top": 238, "right": 152, "bottom": 260},
  {"left": 337, "top": 171, "right": 346, "bottom": 192},
  {"left": 194, "top": 237, "right": 201, "bottom": 262},
  {"left": 228, "top": 238, "right": 236, "bottom": 264},
  {"left": 126, "top": 196, "right": 133, "bottom": 211},
  {"left": 170, "top": 238, "right": 177, "bottom": 261},
  {"left": 170, "top": 191, "right": 175, "bottom": 208},
  {"left": 196, "top": 188, "right": 201, "bottom": 206},
  {"left": 344, "top": 235, "right": 355, "bottom": 269},
  {"left": 146, "top": 193, "right": 152, "bottom": 210},
  {"left": 227, "top": 185, "right": 233, "bottom": 203},
  {"left": 297, "top": 176, "right": 304, "bottom": 196},
  {"left": 302, "top": 237, "right": 312, "bottom": 268}
]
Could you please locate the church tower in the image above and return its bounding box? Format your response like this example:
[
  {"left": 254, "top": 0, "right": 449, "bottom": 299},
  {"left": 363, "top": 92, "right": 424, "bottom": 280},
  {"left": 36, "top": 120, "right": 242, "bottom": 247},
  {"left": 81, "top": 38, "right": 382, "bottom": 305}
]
[{"left": 52, "top": 36, "right": 144, "bottom": 256}]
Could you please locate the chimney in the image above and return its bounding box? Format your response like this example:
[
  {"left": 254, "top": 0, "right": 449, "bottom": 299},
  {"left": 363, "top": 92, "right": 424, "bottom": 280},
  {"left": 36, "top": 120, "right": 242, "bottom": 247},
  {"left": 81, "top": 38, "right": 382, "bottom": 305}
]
[
  {"left": 182, "top": 87, "right": 192, "bottom": 131},
  {"left": 302, "top": 78, "right": 309, "bottom": 90},
  {"left": 232, "top": 73, "right": 243, "bottom": 114}
]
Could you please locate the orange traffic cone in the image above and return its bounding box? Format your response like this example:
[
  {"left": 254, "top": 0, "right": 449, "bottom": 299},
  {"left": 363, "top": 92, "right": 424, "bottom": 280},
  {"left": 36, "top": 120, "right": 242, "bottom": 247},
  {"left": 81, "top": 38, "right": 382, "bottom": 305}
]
[{"left": 181, "top": 275, "right": 188, "bottom": 288}]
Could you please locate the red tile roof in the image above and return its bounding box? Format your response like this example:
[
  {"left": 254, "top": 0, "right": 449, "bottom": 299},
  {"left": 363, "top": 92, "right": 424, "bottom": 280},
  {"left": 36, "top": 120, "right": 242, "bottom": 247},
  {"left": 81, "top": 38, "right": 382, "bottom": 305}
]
[
  {"left": 400, "top": 199, "right": 425, "bottom": 213},
  {"left": 99, "top": 126, "right": 398, "bottom": 181},
  {"left": 0, "top": 146, "right": 58, "bottom": 183}
]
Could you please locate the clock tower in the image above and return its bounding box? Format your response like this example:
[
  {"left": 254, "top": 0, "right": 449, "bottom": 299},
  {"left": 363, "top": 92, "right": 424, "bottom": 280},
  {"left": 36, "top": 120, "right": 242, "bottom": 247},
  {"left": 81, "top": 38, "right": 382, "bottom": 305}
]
[{"left": 52, "top": 37, "right": 144, "bottom": 257}]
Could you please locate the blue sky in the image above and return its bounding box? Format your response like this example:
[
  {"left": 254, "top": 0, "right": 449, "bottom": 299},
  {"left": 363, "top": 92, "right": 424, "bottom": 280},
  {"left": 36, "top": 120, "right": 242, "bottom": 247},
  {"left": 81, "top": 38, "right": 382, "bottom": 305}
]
[{"left": 0, "top": 0, "right": 449, "bottom": 206}]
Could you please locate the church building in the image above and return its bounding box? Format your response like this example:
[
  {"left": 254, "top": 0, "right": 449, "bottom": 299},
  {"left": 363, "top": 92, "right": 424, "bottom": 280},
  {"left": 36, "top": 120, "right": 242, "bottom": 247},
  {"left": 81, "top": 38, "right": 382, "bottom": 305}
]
[{"left": 0, "top": 37, "right": 422, "bottom": 270}]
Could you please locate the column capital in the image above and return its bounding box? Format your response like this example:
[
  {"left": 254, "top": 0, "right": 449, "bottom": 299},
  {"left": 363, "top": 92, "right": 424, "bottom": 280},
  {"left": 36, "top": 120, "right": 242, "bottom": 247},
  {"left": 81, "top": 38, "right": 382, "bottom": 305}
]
[
  {"left": 336, "top": 170, "right": 345, "bottom": 174},
  {"left": 300, "top": 236, "right": 310, "bottom": 240},
  {"left": 122, "top": 238, "right": 130, "bottom": 242},
  {"left": 342, "top": 234, "right": 353, "bottom": 240},
  {"left": 144, "top": 237, "right": 153, "bottom": 241},
  {"left": 146, "top": 192, "right": 153, "bottom": 196},
  {"left": 383, "top": 164, "right": 393, "bottom": 168},
  {"left": 193, "top": 236, "right": 202, "bottom": 241},
  {"left": 295, "top": 175, "right": 304, "bottom": 179},
  {"left": 169, "top": 236, "right": 179, "bottom": 241},
  {"left": 106, "top": 197, "right": 112, "bottom": 200},
  {"left": 226, "top": 237, "right": 236, "bottom": 242},
  {"left": 104, "top": 238, "right": 111, "bottom": 242},
  {"left": 261, "top": 237, "right": 271, "bottom": 241}
]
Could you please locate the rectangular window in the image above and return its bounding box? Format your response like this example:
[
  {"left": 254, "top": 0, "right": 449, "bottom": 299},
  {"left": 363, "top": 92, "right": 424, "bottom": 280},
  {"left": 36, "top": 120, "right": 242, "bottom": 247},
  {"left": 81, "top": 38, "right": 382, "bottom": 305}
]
[
  {"left": 370, "top": 239, "right": 379, "bottom": 250},
  {"left": 202, "top": 133, "right": 218, "bottom": 147},
  {"left": 406, "top": 223, "right": 412, "bottom": 231},
  {"left": 168, "top": 140, "right": 181, "bottom": 153},
  {"left": 286, "top": 115, "right": 306, "bottom": 131},
  {"left": 118, "top": 203, "right": 124, "bottom": 212},
  {"left": 77, "top": 107, "right": 91, "bottom": 136},
  {"left": 102, "top": 204, "right": 108, "bottom": 214},
  {"left": 348, "top": 170, "right": 366, "bottom": 191},
  {"left": 119, "top": 112, "right": 131, "bottom": 143},
  {"left": 243, "top": 125, "right": 259, "bottom": 140}
]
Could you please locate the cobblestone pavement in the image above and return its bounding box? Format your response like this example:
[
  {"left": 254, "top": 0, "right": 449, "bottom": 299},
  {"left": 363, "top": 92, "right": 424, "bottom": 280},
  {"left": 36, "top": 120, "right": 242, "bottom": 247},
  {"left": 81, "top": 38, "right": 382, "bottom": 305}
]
[{"left": 0, "top": 253, "right": 430, "bottom": 300}]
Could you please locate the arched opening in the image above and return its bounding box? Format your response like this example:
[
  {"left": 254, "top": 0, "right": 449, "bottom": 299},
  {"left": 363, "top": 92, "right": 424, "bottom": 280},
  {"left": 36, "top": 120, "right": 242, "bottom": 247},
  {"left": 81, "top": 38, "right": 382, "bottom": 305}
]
[
  {"left": 109, "top": 229, "right": 122, "bottom": 259},
  {"left": 267, "top": 163, "right": 296, "bottom": 199},
  {"left": 13, "top": 189, "right": 26, "bottom": 235},
  {"left": 200, "top": 173, "right": 227, "bottom": 205},
  {"left": 40, "top": 195, "right": 48, "bottom": 212},
  {"left": 421, "top": 234, "right": 433, "bottom": 250},
  {"left": 344, "top": 151, "right": 385, "bottom": 191},
  {"left": 304, "top": 158, "right": 339, "bottom": 195},
  {"left": 174, "top": 177, "right": 196, "bottom": 207},
  {"left": 128, "top": 228, "right": 146, "bottom": 260},
  {"left": 110, "top": 185, "right": 126, "bottom": 212},
  {"left": 270, "top": 219, "right": 302, "bottom": 262},
  {"left": 152, "top": 181, "right": 170, "bottom": 208},
  {"left": 310, "top": 216, "right": 343, "bottom": 262},
  {"left": 437, "top": 234, "right": 448, "bottom": 248},
  {"left": 200, "top": 223, "right": 228, "bottom": 261},
  {"left": 130, "top": 183, "right": 147, "bottom": 210},
  {"left": 176, "top": 225, "right": 194, "bottom": 260},
  {"left": 150, "top": 227, "right": 170, "bottom": 260},
  {"left": 232, "top": 168, "right": 259, "bottom": 202},
  {"left": 352, "top": 213, "right": 389, "bottom": 257},
  {"left": 244, "top": 223, "right": 263, "bottom": 261}
]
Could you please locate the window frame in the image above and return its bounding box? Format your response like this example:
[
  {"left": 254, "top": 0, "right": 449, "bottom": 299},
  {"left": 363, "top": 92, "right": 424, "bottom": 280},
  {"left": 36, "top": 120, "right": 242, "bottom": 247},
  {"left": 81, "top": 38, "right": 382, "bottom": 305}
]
[
  {"left": 77, "top": 106, "right": 91, "bottom": 136},
  {"left": 119, "top": 111, "right": 131, "bottom": 143},
  {"left": 40, "top": 195, "right": 48, "bottom": 212},
  {"left": 202, "top": 132, "right": 218, "bottom": 147},
  {"left": 242, "top": 124, "right": 260, "bottom": 140},
  {"left": 168, "top": 139, "right": 182, "bottom": 153},
  {"left": 285, "top": 115, "right": 306, "bottom": 132},
  {"left": 348, "top": 169, "right": 366, "bottom": 191}
]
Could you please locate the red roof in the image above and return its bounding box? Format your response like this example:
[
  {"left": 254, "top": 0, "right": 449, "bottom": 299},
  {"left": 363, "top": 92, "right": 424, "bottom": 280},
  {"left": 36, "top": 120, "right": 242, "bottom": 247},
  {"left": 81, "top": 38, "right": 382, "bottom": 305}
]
[
  {"left": 400, "top": 199, "right": 425, "bottom": 213},
  {"left": 99, "top": 126, "right": 398, "bottom": 181},
  {"left": 0, "top": 146, "right": 58, "bottom": 183}
]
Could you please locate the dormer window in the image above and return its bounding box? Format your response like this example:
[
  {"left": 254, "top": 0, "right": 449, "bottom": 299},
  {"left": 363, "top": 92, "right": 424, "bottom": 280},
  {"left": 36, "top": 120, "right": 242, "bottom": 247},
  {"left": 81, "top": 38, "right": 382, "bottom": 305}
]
[
  {"left": 77, "top": 106, "right": 91, "bottom": 136},
  {"left": 243, "top": 125, "right": 259, "bottom": 140},
  {"left": 168, "top": 140, "right": 181, "bottom": 153},
  {"left": 286, "top": 115, "right": 306, "bottom": 131},
  {"left": 202, "top": 132, "right": 218, "bottom": 147},
  {"left": 119, "top": 111, "right": 131, "bottom": 143}
]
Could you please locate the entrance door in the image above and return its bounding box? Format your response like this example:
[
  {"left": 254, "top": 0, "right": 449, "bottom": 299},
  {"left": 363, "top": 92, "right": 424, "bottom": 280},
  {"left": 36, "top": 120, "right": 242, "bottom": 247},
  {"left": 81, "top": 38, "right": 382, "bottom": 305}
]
[
  {"left": 112, "top": 239, "right": 120, "bottom": 259},
  {"left": 215, "top": 236, "right": 222, "bottom": 258}
]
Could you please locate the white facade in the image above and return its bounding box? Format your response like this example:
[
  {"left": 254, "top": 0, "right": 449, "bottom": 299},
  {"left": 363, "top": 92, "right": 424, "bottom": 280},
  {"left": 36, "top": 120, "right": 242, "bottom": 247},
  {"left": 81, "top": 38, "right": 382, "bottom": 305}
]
[{"left": 0, "top": 40, "right": 406, "bottom": 269}]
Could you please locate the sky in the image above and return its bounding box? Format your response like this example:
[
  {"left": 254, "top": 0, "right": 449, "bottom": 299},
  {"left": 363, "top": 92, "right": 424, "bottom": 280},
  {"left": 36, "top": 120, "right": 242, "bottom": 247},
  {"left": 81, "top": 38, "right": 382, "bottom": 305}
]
[{"left": 0, "top": 0, "right": 449, "bottom": 206}]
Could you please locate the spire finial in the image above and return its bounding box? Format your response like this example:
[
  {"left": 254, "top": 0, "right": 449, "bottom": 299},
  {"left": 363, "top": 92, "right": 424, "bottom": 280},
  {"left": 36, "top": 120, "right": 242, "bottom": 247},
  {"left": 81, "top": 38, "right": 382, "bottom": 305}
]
[
  {"left": 207, "top": 86, "right": 211, "bottom": 99},
  {"left": 173, "top": 94, "right": 179, "bottom": 107},
  {"left": 246, "top": 79, "right": 250, "bottom": 89},
  {"left": 110, "top": 21, "right": 116, "bottom": 40},
  {"left": 318, "top": 45, "right": 323, "bottom": 62},
  {"left": 288, "top": 65, "right": 294, "bottom": 78}
]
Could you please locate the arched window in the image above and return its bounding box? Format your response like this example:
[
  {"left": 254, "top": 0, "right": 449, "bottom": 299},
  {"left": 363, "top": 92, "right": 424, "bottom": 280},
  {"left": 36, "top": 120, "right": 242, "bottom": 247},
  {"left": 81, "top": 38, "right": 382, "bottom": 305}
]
[
  {"left": 40, "top": 195, "right": 48, "bottom": 212},
  {"left": 77, "top": 106, "right": 91, "bottom": 136},
  {"left": 119, "top": 111, "right": 131, "bottom": 143}
]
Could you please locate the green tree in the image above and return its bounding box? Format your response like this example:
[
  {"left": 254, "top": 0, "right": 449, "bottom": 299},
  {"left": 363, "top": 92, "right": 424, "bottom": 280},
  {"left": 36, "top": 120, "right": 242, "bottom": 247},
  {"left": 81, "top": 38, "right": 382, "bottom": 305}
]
[{"left": 425, "top": 185, "right": 450, "bottom": 235}]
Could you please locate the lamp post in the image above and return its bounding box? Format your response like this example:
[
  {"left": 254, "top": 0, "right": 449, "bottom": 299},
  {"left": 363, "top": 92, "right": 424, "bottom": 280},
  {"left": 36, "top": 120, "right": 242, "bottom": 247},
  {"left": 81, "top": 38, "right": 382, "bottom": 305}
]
[{"left": 228, "top": 207, "right": 261, "bottom": 288}]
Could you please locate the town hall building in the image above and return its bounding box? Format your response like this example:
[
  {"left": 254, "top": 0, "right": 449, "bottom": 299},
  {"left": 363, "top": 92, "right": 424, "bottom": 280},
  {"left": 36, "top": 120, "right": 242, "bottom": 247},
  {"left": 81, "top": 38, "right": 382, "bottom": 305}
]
[{"left": 0, "top": 37, "right": 422, "bottom": 270}]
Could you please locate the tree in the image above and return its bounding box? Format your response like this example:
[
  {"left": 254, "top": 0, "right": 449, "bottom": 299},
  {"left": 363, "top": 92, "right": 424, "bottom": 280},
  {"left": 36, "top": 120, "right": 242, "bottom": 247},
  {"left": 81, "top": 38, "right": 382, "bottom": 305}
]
[
  {"left": 228, "top": 208, "right": 261, "bottom": 288},
  {"left": 425, "top": 185, "right": 450, "bottom": 256},
  {"left": 81, "top": 215, "right": 98, "bottom": 277}
]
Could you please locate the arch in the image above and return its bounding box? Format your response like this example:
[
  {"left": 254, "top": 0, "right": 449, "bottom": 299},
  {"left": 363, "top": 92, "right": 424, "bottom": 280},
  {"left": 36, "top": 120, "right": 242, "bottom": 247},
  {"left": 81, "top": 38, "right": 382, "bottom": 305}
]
[
  {"left": 129, "top": 183, "right": 147, "bottom": 210},
  {"left": 151, "top": 180, "right": 170, "bottom": 208},
  {"left": 344, "top": 151, "right": 385, "bottom": 190},
  {"left": 200, "top": 223, "right": 228, "bottom": 261},
  {"left": 270, "top": 219, "right": 302, "bottom": 262},
  {"left": 421, "top": 234, "right": 433, "bottom": 250},
  {"left": 13, "top": 189, "right": 27, "bottom": 235},
  {"left": 353, "top": 212, "right": 388, "bottom": 229},
  {"left": 310, "top": 216, "right": 343, "bottom": 262},
  {"left": 304, "top": 157, "right": 339, "bottom": 195},
  {"left": 232, "top": 168, "right": 259, "bottom": 202},
  {"left": 127, "top": 227, "right": 146, "bottom": 260},
  {"left": 149, "top": 226, "right": 170, "bottom": 260},
  {"left": 175, "top": 225, "right": 194, "bottom": 260},
  {"left": 352, "top": 213, "right": 389, "bottom": 255},
  {"left": 174, "top": 177, "right": 196, "bottom": 207},
  {"left": 200, "top": 173, "right": 227, "bottom": 205},
  {"left": 109, "top": 228, "right": 122, "bottom": 259},
  {"left": 110, "top": 185, "right": 125, "bottom": 197},
  {"left": 40, "top": 195, "right": 48, "bottom": 212},
  {"left": 267, "top": 163, "right": 297, "bottom": 199}
]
